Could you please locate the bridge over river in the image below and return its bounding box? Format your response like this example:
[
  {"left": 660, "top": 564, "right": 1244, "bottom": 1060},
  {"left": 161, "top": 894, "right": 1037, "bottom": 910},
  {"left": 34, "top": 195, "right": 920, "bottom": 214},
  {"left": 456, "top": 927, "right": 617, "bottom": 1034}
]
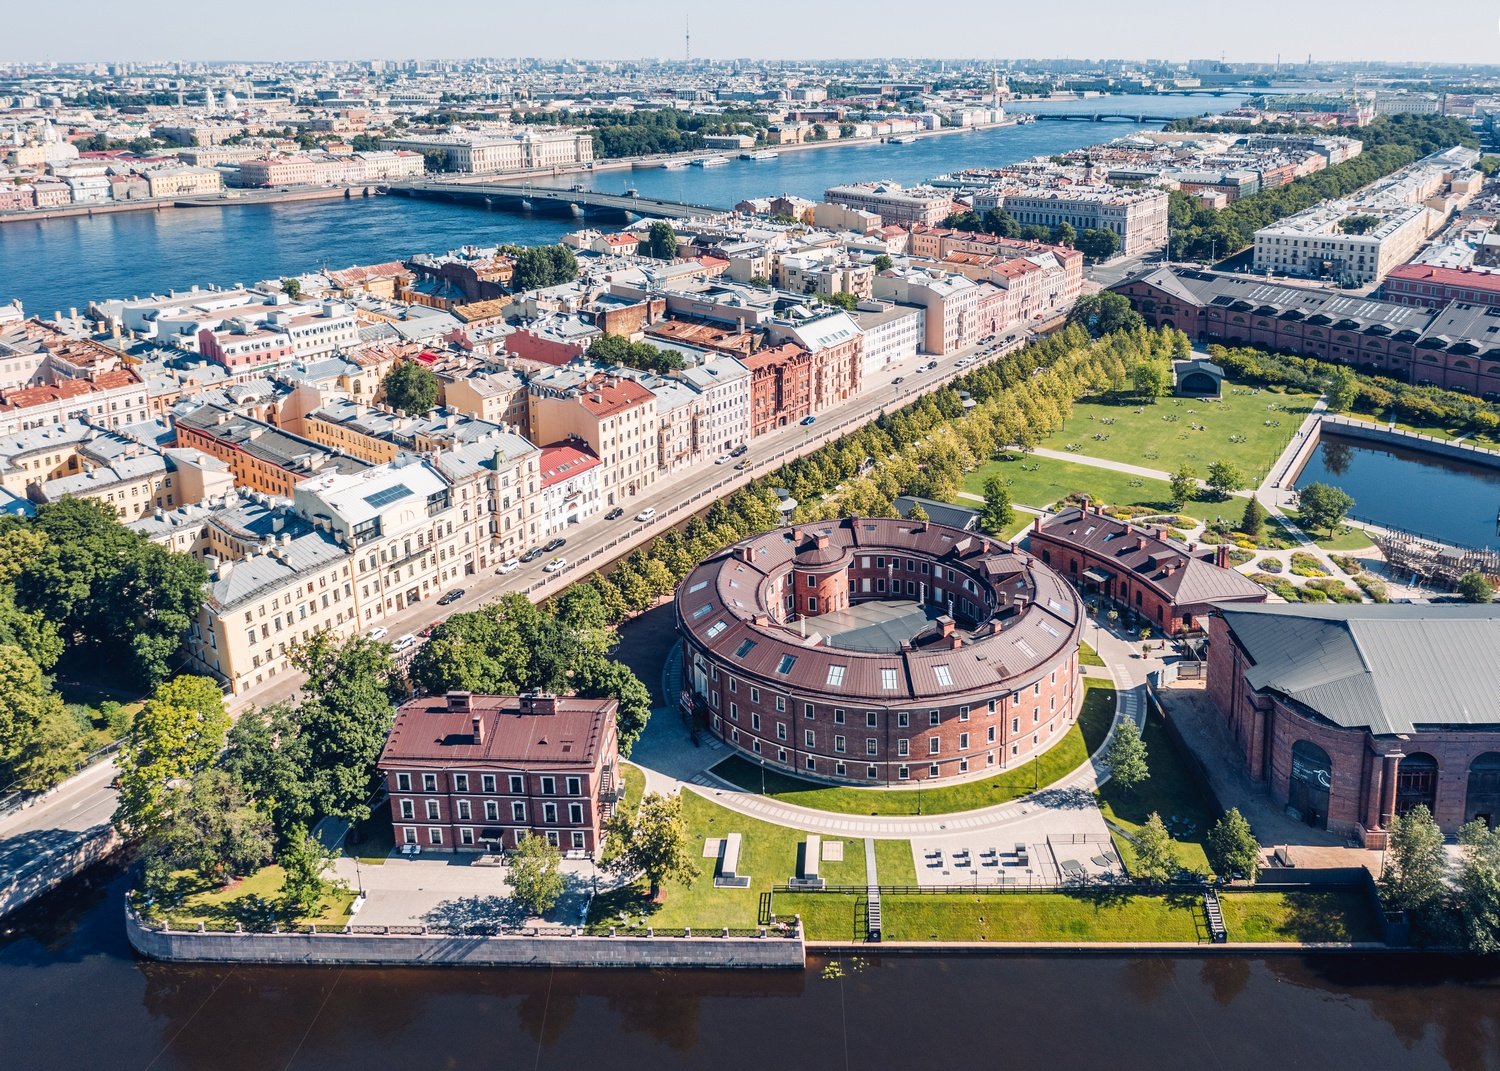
[
  {"left": 1031, "top": 112, "right": 1179, "bottom": 123},
  {"left": 385, "top": 180, "right": 725, "bottom": 221}
]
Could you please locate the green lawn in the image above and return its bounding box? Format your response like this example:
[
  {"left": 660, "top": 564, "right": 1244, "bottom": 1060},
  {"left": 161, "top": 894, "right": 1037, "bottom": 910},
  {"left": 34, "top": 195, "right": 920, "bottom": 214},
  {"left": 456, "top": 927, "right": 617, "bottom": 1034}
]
[
  {"left": 586, "top": 790, "right": 866, "bottom": 933},
  {"left": 1098, "top": 707, "right": 1219, "bottom": 877},
  {"left": 882, "top": 891, "right": 1206, "bottom": 942},
  {"left": 708, "top": 680, "right": 1117, "bottom": 817},
  {"left": 962, "top": 454, "right": 1239, "bottom": 522},
  {"left": 149, "top": 866, "right": 356, "bottom": 931},
  {"left": 1041, "top": 384, "right": 1317, "bottom": 480},
  {"left": 1218, "top": 888, "right": 1383, "bottom": 943},
  {"left": 1335, "top": 410, "right": 1500, "bottom": 451},
  {"left": 1303, "top": 522, "right": 1375, "bottom": 552},
  {"left": 873, "top": 838, "right": 918, "bottom": 885},
  {"left": 1078, "top": 642, "right": 1106, "bottom": 668},
  {"left": 620, "top": 761, "right": 645, "bottom": 815}
]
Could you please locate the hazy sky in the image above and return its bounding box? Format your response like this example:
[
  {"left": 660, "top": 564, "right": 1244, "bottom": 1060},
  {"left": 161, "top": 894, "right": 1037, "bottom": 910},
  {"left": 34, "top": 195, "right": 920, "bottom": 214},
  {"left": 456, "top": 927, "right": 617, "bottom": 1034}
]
[{"left": 9, "top": 1, "right": 1499, "bottom": 65}]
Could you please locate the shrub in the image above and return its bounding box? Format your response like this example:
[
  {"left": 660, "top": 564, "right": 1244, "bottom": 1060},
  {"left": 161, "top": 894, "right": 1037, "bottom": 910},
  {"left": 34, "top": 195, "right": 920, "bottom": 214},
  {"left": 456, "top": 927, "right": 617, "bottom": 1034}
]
[
  {"left": 1258, "top": 557, "right": 1284, "bottom": 573},
  {"left": 1305, "top": 577, "right": 1361, "bottom": 603},
  {"left": 1289, "top": 551, "right": 1328, "bottom": 578}
]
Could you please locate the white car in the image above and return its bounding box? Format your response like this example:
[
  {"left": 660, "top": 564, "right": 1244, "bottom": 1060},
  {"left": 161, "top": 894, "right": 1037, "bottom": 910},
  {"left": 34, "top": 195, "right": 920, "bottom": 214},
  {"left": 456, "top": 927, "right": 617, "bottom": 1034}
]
[
  {"left": 393, "top": 633, "right": 418, "bottom": 652},
  {"left": 635, "top": 507, "right": 657, "bottom": 522},
  {"left": 714, "top": 454, "right": 733, "bottom": 465},
  {"left": 367, "top": 626, "right": 389, "bottom": 642},
  {"left": 496, "top": 557, "right": 520, "bottom": 574},
  {"left": 543, "top": 556, "right": 568, "bottom": 573}
]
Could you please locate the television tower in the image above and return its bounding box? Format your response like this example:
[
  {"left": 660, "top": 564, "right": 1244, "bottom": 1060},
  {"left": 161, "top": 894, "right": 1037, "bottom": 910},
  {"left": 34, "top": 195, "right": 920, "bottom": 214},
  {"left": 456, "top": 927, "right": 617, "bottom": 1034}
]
[{"left": 685, "top": 15, "right": 691, "bottom": 64}]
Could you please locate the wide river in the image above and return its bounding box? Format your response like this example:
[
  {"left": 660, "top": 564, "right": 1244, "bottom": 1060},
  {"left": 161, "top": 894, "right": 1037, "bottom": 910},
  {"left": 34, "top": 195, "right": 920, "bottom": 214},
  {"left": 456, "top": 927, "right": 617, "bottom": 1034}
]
[
  {"left": 3, "top": 861, "right": 1500, "bottom": 1070},
  {"left": 0, "top": 95, "right": 1237, "bottom": 318}
]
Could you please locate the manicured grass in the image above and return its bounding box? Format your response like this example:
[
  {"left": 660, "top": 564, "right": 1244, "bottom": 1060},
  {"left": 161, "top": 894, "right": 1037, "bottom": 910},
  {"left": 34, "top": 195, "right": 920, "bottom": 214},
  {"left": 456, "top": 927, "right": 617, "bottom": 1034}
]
[
  {"left": 1078, "top": 642, "right": 1106, "bottom": 668},
  {"left": 873, "top": 838, "right": 918, "bottom": 885},
  {"left": 882, "top": 891, "right": 1206, "bottom": 942},
  {"left": 1040, "top": 384, "right": 1318, "bottom": 479},
  {"left": 150, "top": 866, "right": 356, "bottom": 930},
  {"left": 1218, "top": 888, "right": 1383, "bottom": 943},
  {"left": 586, "top": 789, "right": 866, "bottom": 932},
  {"left": 709, "top": 680, "right": 1118, "bottom": 817},
  {"left": 1335, "top": 410, "right": 1500, "bottom": 450},
  {"left": 1306, "top": 523, "right": 1374, "bottom": 552},
  {"left": 964, "top": 455, "right": 1181, "bottom": 513},
  {"left": 1097, "top": 708, "right": 1219, "bottom": 877},
  {"left": 776, "top": 893, "right": 865, "bottom": 940},
  {"left": 620, "top": 761, "right": 645, "bottom": 815}
]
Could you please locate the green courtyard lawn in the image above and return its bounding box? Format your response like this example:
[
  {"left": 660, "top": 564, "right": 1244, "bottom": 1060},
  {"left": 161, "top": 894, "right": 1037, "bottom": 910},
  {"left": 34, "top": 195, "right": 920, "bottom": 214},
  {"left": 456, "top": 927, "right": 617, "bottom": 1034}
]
[
  {"left": 586, "top": 789, "right": 867, "bottom": 933},
  {"left": 881, "top": 890, "right": 1206, "bottom": 942},
  {"left": 874, "top": 837, "right": 919, "bottom": 885},
  {"left": 962, "top": 455, "right": 1241, "bottom": 523},
  {"left": 1078, "top": 642, "right": 1106, "bottom": 668},
  {"left": 1303, "top": 521, "right": 1375, "bottom": 552},
  {"left": 1040, "top": 384, "right": 1318, "bottom": 482},
  {"left": 708, "top": 680, "right": 1117, "bottom": 818},
  {"left": 1217, "top": 888, "right": 1383, "bottom": 943},
  {"left": 620, "top": 761, "right": 645, "bottom": 814},
  {"left": 1097, "top": 707, "right": 1219, "bottom": 877},
  {"left": 147, "top": 866, "right": 356, "bottom": 931}
]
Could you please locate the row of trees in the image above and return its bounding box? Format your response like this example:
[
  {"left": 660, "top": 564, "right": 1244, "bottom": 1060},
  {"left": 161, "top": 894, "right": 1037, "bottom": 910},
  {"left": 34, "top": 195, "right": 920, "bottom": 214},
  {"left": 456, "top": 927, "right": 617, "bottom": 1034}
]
[
  {"left": 587, "top": 334, "right": 685, "bottom": 375},
  {"left": 505, "top": 243, "right": 579, "bottom": 293},
  {"left": 1380, "top": 805, "right": 1500, "bottom": 952},
  {"left": 941, "top": 208, "right": 1122, "bottom": 262}
]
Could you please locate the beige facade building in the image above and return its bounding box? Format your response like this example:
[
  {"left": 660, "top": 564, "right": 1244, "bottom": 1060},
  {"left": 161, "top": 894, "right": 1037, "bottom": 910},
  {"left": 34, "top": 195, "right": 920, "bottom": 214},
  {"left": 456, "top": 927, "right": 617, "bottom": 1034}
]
[
  {"left": 528, "top": 372, "right": 658, "bottom": 507},
  {"left": 144, "top": 166, "right": 224, "bottom": 197}
]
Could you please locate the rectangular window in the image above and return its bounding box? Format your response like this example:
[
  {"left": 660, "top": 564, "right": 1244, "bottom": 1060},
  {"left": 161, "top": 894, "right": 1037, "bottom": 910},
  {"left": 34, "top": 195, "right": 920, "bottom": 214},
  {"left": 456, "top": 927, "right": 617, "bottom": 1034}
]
[
  {"left": 933, "top": 665, "right": 953, "bottom": 687},
  {"left": 805, "top": 730, "right": 816, "bottom": 748},
  {"left": 833, "top": 709, "right": 845, "bottom": 725},
  {"left": 540, "top": 776, "right": 556, "bottom": 795},
  {"left": 730, "top": 702, "right": 739, "bottom": 721},
  {"left": 456, "top": 800, "right": 471, "bottom": 821},
  {"left": 826, "top": 665, "right": 846, "bottom": 687},
  {"left": 750, "top": 687, "right": 760, "bottom": 704},
  {"left": 776, "top": 696, "right": 786, "bottom": 713},
  {"left": 929, "top": 737, "right": 940, "bottom": 755},
  {"left": 835, "top": 735, "right": 846, "bottom": 753},
  {"left": 399, "top": 799, "right": 414, "bottom": 819},
  {"left": 776, "top": 723, "right": 787, "bottom": 741},
  {"left": 512, "top": 801, "right": 526, "bottom": 822},
  {"left": 485, "top": 800, "right": 499, "bottom": 821},
  {"left": 776, "top": 654, "right": 797, "bottom": 675},
  {"left": 568, "top": 803, "right": 583, "bottom": 824},
  {"left": 898, "top": 711, "right": 910, "bottom": 728},
  {"left": 453, "top": 773, "right": 469, "bottom": 793},
  {"left": 403, "top": 827, "right": 417, "bottom": 844},
  {"left": 752, "top": 713, "right": 761, "bottom": 731},
  {"left": 482, "top": 774, "right": 496, "bottom": 793},
  {"left": 881, "top": 668, "right": 898, "bottom": 690},
  {"left": 898, "top": 765, "right": 910, "bottom": 781},
  {"left": 429, "top": 828, "right": 443, "bottom": 846},
  {"left": 866, "top": 738, "right": 878, "bottom": 756},
  {"left": 422, "top": 773, "right": 437, "bottom": 792},
  {"left": 959, "top": 732, "right": 969, "bottom": 751},
  {"left": 959, "top": 706, "right": 970, "bottom": 721},
  {"left": 567, "top": 777, "right": 581, "bottom": 796},
  {"left": 805, "top": 703, "right": 815, "bottom": 719},
  {"left": 461, "top": 828, "right": 475, "bottom": 846},
  {"left": 396, "top": 773, "right": 411, "bottom": 792},
  {"left": 866, "top": 711, "right": 878, "bottom": 728},
  {"left": 425, "top": 800, "right": 440, "bottom": 820},
  {"left": 898, "top": 739, "right": 909, "bottom": 757},
  {"left": 929, "top": 710, "right": 940, "bottom": 726},
  {"left": 509, "top": 774, "right": 524, "bottom": 794},
  {"left": 543, "top": 803, "right": 557, "bottom": 824}
]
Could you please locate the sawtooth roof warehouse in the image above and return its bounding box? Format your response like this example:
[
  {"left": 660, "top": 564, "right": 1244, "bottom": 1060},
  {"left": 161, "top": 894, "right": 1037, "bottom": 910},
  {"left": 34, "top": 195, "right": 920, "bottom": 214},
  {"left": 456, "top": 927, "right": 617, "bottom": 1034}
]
[{"left": 676, "top": 516, "right": 1085, "bottom": 786}]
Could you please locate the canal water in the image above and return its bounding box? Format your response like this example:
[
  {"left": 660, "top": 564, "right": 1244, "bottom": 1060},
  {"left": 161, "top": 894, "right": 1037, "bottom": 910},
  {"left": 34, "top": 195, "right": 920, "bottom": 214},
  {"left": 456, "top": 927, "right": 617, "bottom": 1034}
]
[
  {"left": 0, "top": 95, "right": 1238, "bottom": 319},
  {"left": 4, "top": 861, "right": 1500, "bottom": 1071},
  {"left": 1295, "top": 434, "right": 1500, "bottom": 550}
]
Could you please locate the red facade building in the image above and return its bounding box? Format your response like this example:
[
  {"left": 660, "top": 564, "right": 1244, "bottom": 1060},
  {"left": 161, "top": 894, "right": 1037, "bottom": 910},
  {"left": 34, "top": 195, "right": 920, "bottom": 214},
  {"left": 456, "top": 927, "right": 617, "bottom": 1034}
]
[
  {"left": 378, "top": 692, "right": 621, "bottom": 856},
  {"left": 742, "top": 342, "right": 812, "bottom": 437}
]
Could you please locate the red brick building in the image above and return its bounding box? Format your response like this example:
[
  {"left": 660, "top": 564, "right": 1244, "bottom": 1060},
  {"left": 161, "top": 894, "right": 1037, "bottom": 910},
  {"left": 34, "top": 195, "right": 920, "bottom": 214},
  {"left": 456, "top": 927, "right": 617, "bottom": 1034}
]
[
  {"left": 1378, "top": 263, "right": 1500, "bottom": 310},
  {"left": 378, "top": 692, "right": 621, "bottom": 855},
  {"left": 1206, "top": 604, "right": 1500, "bottom": 848},
  {"left": 741, "top": 342, "right": 812, "bottom": 437},
  {"left": 1029, "top": 503, "right": 1266, "bottom": 635},
  {"left": 677, "top": 517, "right": 1085, "bottom": 786}
]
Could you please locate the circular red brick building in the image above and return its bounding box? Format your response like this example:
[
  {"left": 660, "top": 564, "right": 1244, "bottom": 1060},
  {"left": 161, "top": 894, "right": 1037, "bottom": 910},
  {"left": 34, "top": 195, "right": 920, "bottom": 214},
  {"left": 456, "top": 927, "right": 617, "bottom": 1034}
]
[{"left": 676, "top": 516, "right": 1086, "bottom": 786}]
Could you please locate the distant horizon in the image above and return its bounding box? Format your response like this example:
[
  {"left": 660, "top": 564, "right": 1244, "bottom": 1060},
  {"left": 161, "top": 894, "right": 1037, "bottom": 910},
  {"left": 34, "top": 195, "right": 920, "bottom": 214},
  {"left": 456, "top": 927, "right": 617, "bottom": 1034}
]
[{"left": 7, "top": 1, "right": 1500, "bottom": 67}]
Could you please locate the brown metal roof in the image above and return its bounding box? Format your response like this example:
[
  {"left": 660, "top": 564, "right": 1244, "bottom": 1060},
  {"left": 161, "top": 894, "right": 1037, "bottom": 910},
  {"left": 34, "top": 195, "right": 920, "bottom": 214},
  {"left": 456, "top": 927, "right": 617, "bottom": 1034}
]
[{"left": 379, "top": 694, "right": 615, "bottom": 769}]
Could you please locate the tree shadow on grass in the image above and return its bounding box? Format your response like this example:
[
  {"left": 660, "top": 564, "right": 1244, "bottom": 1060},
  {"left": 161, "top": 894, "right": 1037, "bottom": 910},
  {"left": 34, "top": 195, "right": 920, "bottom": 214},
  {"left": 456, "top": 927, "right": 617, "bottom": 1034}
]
[
  {"left": 1028, "top": 786, "right": 1096, "bottom": 811},
  {"left": 585, "top": 882, "right": 662, "bottom": 931}
]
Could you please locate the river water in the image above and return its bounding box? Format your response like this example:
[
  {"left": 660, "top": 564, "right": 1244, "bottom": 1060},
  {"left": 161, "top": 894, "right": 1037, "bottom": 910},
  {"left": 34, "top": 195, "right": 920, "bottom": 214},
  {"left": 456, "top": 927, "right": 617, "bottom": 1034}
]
[
  {"left": 0, "top": 95, "right": 1238, "bottom": 319},
  {"left": 3, "top": 861, "right": 1500, "bottom": 1071},
  {"left": 1296, "top": 435, "right": 1500, "bottom": 550}
]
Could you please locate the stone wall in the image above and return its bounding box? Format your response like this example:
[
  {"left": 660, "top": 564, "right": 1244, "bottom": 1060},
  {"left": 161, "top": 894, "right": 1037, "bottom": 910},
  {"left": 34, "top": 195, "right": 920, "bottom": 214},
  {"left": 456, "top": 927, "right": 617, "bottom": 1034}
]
[
  {"left": 125, "top": 908, "right": 806, "bottom": 970},
  {"left": 0, "top": 826, "right": 121, "bottom": 921}
]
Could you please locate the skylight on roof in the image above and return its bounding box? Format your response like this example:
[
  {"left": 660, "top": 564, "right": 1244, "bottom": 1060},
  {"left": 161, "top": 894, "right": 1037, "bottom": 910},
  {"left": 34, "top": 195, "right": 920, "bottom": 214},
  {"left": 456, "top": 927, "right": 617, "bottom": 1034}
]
[
  {"left": 826, "top": 665, "right": 846, "bottom": 687},
  {"left": 691, "top": 604, "right": 713, "bottom": 620},
  {"left": 881, "top": 668, "right": 898, "bottom": 690},
  {"left": 776, "top": 654, "right": 798, "bottom": 675},
  {"left": 735, "top": 639, "right": 757, "bottom": 658},
  {"left": 688, "top": 580, "right": 708, "bottom": 593},
  {"left": 706, "top": 621, "right": 728, "bottom": 639},
  {"left": 363, "top": 485, "right": 413, "bottom": 509},
  {"left": 933, "top": 665, "right": 953, "bottom": 686}
]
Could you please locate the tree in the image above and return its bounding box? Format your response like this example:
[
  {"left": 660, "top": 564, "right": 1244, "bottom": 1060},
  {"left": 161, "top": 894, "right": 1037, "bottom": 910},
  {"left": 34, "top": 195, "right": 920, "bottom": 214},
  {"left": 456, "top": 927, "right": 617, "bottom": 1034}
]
[
  {"left": 508, "top": 833, "right": 566, "bottom": 916},
  {"left": 1132, "top": 812, "right": 1176, "bottom": 885},
  {"left": 907, "top": 501, "right": 929, "bottom": 522},
  {"left": 153, "top": 768, "right": 274, "bottom": 887},
  {"left": 1457, "top": 819, "right": 1500, "bottom": 953},
  {"left": 278, "top": 825, "right": 331, "bottom": 919},
  {"left": 979, "top": 475, "right": 1014, "bottom": 535},
  {"left": 1205, "top": 460, "right": 1246, "bottom": 501},
  {"left": 221, "top": 701, "right": 315, "bottom": 847},
  {"left": 602, "top": 790, "right": 699, "bottom": 900},
  {"left": 292, "top": 634, "right": 395, "bottom": 826},
  {"left": 819, "top": 291, "right": 858, "bottom": 312},
  {"left": 1050, "top": 221, "right": 1076, "bottom": 247},
  {"left": 114, "top": 676, "right": 230, "bottom": 839},
  {"left": 381, "top": 360, "right": 439, "bottom": 415},
  {"left": 573, "top": 654, "right": 653, "bottom": 756},
  {"left": 1239, "top": 497, "right": 1267, "bottom": 539},
  {"left": 872, "top": 254, "right": 893, "bottom": 273},
  {"left": 1381, "top": 805, "right": 1449, "bottom": 934},
  {"left": 280, "top": 277, "right": 302, "bottom": 300},
  {"left": 587, "top": 334, "right": 685, "bottom": 375},
  {"left": 1075, "top": 227, "right": 1121, "bottom": 262},
  {"left": 1130, "top": 359, "right": 1171, "bottom": 401},
  {"left": 645, "top": 221, "right": 678, "bottom": 260},
  {"left": 1168, "top": 465, "right": 1197, "bottom": 509},
  {"left": 1324, "top": 365, "right": 1358, "bottom": 412},
  {"left": 1296, "top": 482, "right": 1354, "bottom": 538},
  {"left": 1457, "top": 571, "right": 1495, "bottom": 604},
  {"left": 509, "top": 244, "right": 578, "bottom": 292},
  {"left": 1206, "top": 808, "right": 1260, "bottom": 882},
  {"left": 1104, "top": 718, "right": 1149, "bottom": 794},
  {"left": 1067, "top": 291, "right": 1144, "bottom": 338},
  {"left": 0, "top": 644, "right": 82, "bottom": 791}
]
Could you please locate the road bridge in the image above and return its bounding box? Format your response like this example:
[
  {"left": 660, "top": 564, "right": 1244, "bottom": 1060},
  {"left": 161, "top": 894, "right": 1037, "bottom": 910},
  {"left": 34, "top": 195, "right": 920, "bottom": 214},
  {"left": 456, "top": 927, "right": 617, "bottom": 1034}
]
[
  {"left": 1031, "top": 113, "right": 1179, "bottom": 123},
  {"left": 386, "top": 180, "right": 726, "bottom": 221}
]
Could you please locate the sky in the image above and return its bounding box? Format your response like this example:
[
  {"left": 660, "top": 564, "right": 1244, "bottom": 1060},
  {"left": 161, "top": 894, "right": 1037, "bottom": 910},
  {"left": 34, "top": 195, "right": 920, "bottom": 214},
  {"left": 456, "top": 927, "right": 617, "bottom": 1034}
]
[{"left": 7, "top": 1, "right": 1500, "bottom": 66}]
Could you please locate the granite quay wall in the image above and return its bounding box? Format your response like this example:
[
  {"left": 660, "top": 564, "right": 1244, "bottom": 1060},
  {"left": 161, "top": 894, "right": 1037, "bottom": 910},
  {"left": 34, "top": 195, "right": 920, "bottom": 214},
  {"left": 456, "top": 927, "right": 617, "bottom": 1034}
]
[
  {"left": 0, "top": 826, "right": 122, "bottom": 921},
  {"left": 125, "top": 907, "right": 806, "bottom": 969},
  {"left": 1310, "top": 415, "right": 1500, "bottom": 473}
]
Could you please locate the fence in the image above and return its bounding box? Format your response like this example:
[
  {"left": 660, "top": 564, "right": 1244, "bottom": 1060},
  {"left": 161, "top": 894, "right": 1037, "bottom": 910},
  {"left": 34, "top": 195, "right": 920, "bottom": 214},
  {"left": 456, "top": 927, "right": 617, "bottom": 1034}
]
[
  {"left": 773, "top": 878, "right": 1212, "bottom": 897},
  {"left": 144, "top": 915, "right": 801, "bottom": 941}
]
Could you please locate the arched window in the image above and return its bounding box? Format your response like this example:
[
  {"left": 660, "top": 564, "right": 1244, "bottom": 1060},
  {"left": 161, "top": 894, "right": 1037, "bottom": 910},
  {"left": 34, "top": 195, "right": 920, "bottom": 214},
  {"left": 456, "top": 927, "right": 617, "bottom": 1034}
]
[
  {"left": 1466, "top": 753, "right": 1500, "bottom": 828},
  {"left": 1396, "top": 753, "right": 1439, "bottom": 817},
  {"left": 1289, "top": 740, "right": 1332, "bottom": 829}
]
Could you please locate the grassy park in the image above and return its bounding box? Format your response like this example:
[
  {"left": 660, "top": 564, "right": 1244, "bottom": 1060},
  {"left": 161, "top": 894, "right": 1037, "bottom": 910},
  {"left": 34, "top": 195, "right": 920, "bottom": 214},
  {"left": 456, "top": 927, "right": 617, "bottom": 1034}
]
[
  {"left": 147, "top": 866, "right": 357, "bottom": 931},
  {"left": 709, "top": 680, "right": 1117, "bottom": 817},
  {"left": 1097, "top": 705, "right": 1218, "bottom": 876}
]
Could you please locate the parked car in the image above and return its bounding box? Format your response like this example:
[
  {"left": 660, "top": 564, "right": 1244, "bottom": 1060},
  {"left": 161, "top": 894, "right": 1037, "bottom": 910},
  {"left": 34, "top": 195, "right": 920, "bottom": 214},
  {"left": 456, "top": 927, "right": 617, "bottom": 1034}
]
[
  {"left": 800, "top": 415, "right": 816, "bottom": 426},
  {"left": 892, "top": 376, "right": 905, "bottom": 385},
  {"left": 734, "top": 460, "right": 751, "bottom": 471},
  {"left": 393, "top": 634, "right": 418, "bottom": 652},
  {"left": 437, "top": 588, "right": 465, "bottom": 605},
  {"left": 520, "top": 546, "right": 545, "bottom": 563},
  {"left": 635, "top": 507, "right": 657, "bottom": 522},
  {"left": 714, "top": 454, "right": 732, "bottom": 465},
  {"left": 420, "top": 620, "right": 444, "bottom": 637},
  {"left": 367, "top": 626, "right": 389, "bottom": 642},
  {"left": 496, "top": 557, "right": 520, "bottom": 574},
  {"left": 543, "top": 556, "right": 568, "bottom": 573},
  {"left": 543, "top": 537, "right": 566, "bottom": 552},
  {"left": 731, "top": 443, "right": 749, "bottom": 457},
  {"left": 605, "top": 507, "right": 624, "bottom": 520}
]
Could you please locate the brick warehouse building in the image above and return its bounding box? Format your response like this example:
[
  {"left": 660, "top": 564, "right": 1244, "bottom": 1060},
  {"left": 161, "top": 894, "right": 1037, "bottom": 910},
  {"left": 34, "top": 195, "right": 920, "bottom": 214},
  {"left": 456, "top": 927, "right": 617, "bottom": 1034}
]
[
  {"left": 676, "top": 516, "right": 1085, "bottom": 786},
  {"left": 378, "top": 692, "right": 620, "bottom": 855},
  {"left": 1206, "top": 604, "right": 1500, "bottom": 848},
  {"left": 1110, "top": 266, "right": 1500, "bottom": 400},
  {"left": 1029, "top": 503, "right": 1267, "bottom": 636}
]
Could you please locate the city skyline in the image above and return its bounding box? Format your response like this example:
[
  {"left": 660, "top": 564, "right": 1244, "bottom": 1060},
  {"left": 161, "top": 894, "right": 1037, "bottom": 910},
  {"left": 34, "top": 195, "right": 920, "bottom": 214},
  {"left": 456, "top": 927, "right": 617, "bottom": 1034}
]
[{"left": 7, "top": 1, "right": 1500, "bottom": 66}]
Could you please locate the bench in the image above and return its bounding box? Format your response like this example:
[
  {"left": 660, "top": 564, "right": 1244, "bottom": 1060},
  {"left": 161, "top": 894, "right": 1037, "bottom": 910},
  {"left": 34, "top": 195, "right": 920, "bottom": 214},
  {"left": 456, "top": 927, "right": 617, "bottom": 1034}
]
[
  {"left": 788, "top": 835, "right": 825, "bottom": 890},
  {"left": 714, "top": 831, "right": 750, "bottom": 888},
  {"left": 399, "top": 844, "right": 422, "bottom": 857}
]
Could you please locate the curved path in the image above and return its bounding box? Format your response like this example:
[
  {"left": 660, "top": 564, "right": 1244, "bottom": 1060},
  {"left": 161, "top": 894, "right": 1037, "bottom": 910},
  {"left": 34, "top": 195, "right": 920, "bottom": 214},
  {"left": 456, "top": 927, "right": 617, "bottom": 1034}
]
[{"left": 632, "top": 620, "right": 1159, "bottom": 840}]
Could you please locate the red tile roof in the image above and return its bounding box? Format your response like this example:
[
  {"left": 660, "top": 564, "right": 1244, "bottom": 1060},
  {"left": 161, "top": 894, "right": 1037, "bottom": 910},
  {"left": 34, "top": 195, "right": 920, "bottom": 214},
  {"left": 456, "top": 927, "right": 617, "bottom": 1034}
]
[
  {"left": 1385, "top": 263, "right": 1500, "bottom": 292},
  {"left": 574, "top": 376, "right": 655, "bottom": 417},
  {"left": 538, "top": 440, "right": 601, "bottom": 488}
]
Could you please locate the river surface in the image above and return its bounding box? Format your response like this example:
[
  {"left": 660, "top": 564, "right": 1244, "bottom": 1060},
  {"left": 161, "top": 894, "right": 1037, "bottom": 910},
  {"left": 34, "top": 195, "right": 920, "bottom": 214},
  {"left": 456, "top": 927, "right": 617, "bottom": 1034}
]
[
  {"left": 4, "top": 861, "right": 1500, "bottom": 1071},
  {"left": 1296, "top": 434, "right": 1500, "bottom": 550},
  {"left": 0, "top": 95, "right": 1239, "bottom": 318}
]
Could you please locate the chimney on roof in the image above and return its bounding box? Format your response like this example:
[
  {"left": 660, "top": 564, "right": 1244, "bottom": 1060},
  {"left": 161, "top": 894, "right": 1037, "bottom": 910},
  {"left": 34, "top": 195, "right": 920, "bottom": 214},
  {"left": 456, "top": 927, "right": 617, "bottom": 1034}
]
[
  {"left": 446, "top": 690, "right": 472, "bottom": 714},
  {"left": 937, "top": 615, "right": 955, "bottom": 639},
  {"left": 471, "top": 715, "right": 484, "bottom": 746},
  {"left": 1215, "top": 543, "right": 1230, "bottom": 570},
  {"left": 1136, "top": 536, "right": 1148, "bottom": 551},
  {"left": 740, "top": 544, "right": 755, "bottom": 563}
]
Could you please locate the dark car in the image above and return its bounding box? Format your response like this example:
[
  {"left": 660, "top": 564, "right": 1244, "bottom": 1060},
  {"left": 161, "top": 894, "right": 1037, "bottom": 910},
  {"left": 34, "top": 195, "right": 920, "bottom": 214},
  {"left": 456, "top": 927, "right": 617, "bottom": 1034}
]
[
  {"left": 605, "top": 507, "right": 624, "bottom": 520},
  {"left": 800, "top": 415, "right": 816, "bottom": 426},
  {"left": 437, "top": 589, "right": 465, "bottom": 606},
  {"left": 543, "top": 537, "right": 567, "bottom": 553},
  {"left": 420, "top": 620, "right": 444, "bottom": 637},
  {"left": 520, "top": 546, "right": 545, "bottom": 563},
  {"left": 731, "top": 443, "right": 748, "bottom": 457}
]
